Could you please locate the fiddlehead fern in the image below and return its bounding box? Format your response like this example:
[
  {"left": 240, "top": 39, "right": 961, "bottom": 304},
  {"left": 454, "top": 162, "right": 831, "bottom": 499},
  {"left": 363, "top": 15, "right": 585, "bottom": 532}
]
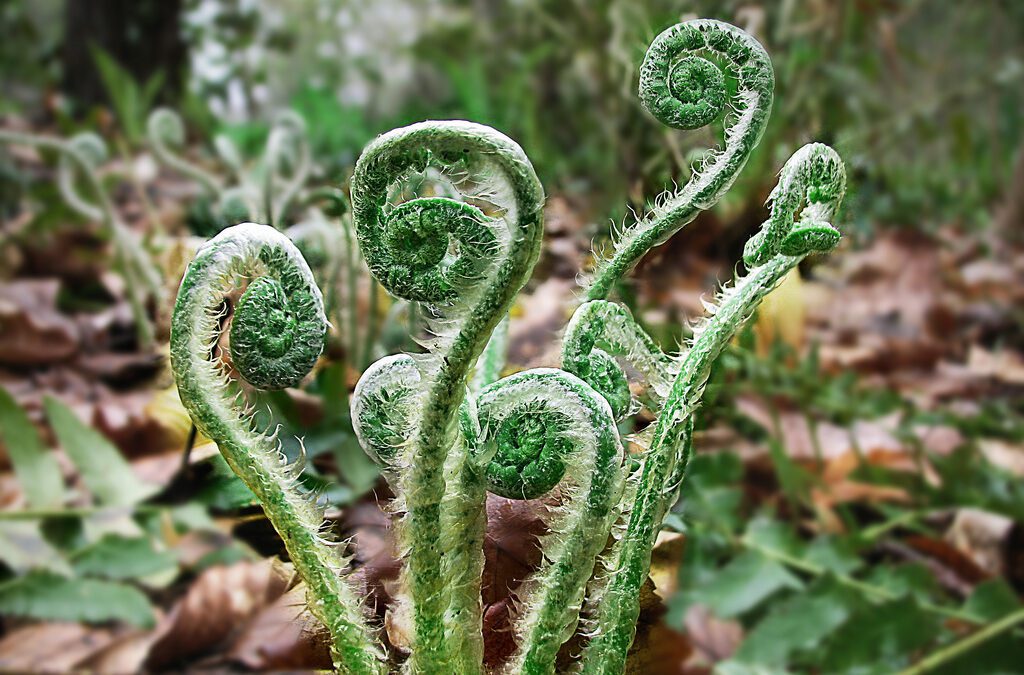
[
  {"left": 0, "top": 129, "right": 161, "bottom": 348},
  {"left": 470, "top": 369, "right": 624, "bottom": 675},
  {"left": 149, "top": 109, "right": 312, "bottom": 229},
  {"left": 170, "top": 223, "right": 384, "bottom": 674},
  {"left": 562, "top": 300, "right": 678, "bottom": 420},
  {"left": 57, "top": 132, "right": 108, "bottom": 222},
  {"left": 355, "top": 362, "right": 627, "bottom": 675},
  {"left": 146, "top": 108, "right": 224, "bottom": 196},
  {"left": 586, "top": 19, "right": 774, "bottom": 301},
  {"left": 264, "top": 111, "right": 312, "bottom": 228},
  {"left": 350, "top": 120, "right": 544, "bottom": 671},
  {"left": 577, "top": 143, "right": 846, "bottom": 674}
]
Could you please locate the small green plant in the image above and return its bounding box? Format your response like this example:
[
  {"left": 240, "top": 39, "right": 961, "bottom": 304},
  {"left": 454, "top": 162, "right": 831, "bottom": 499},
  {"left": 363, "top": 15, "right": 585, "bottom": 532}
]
[
  {"left": 0, "top": 128, "right": 163, "bottom": 348},
  {"left": 171, "top": 18, "right": 848, "bottom": 675},
  {"left": 285, "top": 190, "right": 382, "bottom": 372},
  {"left": 92, "top": 46, "right": 165, "bottom": 147},
  {"left": 147, "top": 107, "right": 311, "bottom": 230}
]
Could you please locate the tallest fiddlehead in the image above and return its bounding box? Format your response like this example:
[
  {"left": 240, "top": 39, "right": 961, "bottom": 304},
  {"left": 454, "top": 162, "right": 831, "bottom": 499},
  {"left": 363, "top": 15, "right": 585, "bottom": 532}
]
[
  {"left": 572, "top": 143, "right": 846, "bottom": 674},
  {"left": 586, "top": 19, "right": 774, "bottom": 300},
  {"left": 350, "top": 121, "right": 545, "bottom": 671}
]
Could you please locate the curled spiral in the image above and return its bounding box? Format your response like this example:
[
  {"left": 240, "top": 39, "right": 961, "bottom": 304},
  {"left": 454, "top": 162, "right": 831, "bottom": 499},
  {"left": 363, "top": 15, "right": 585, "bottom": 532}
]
[
  {"left": 743, "top": 142, "right": 847, "bottom": 267},
  {"left": 175, "top": 223, "right": 327, "bottom": 393},
  {"left": 641, "top": 54, "right": 726, "bottom": 131},
  {"left": 57, "top": 132, "right": 109, "bottom": 222},
  {"left": 170, "top": 223, "right": 381, "bottom": 673},
  {"left": 350, "top": 120, "right": 544, "bottom": 671},
  {"left": 351, "top": 353, "right": 418, "bottom": 472},
  {"left": 147, "top": 108, "right": 223, "bottom": 196},
  {"left": 229, "top": 268, "right": 326, "bottom": 390},
  {"left": 562, "top": 300, "right": 678, "bottom": 420},
  {"left": 374, "top": 197, "right": 497, "bottom": 303},
  {"left": 587, "top": 19, "right": 774, "bottom": 300},
  {"left": 468, "top": 369, "right": 624, "bottom": 674},
  {"left": 483, "top": 399, "right": 570, "bottom": 500},
  {"left": 351, "top": 120, "right": 541, "bottom": 308}
]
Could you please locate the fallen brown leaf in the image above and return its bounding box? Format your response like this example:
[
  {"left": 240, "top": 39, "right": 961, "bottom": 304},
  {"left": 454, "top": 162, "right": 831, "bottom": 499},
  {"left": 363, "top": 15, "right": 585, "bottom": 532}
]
[
  {"left": 978, "top": 439, "right": 1024, "bottom": 477},
  {"left": 945, "top": 508, "right": 1014, "bottom": 578},
  {"left": 683, "top": 604, "right": 742, "bottom": 666},
  {"left": 482, "top": 495, "right": 548, "bottom": 667},
  {"left": 0, "top": 280, "right": 79, "bottom": 366},
  {"left": 0, "top": 622, "right": 116, "bottom": 673},
  {"left": 143, "top": 559, "right": 293, "bottom": 670},
  {"left": 225, "top": 583, "right": 333, "bottom": 670}
]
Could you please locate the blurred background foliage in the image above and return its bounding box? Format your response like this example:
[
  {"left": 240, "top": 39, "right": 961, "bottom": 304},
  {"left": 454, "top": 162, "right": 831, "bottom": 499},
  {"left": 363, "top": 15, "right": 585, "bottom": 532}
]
[{"left": 4, "top": 0, "right": 1023, "bottom": 233}]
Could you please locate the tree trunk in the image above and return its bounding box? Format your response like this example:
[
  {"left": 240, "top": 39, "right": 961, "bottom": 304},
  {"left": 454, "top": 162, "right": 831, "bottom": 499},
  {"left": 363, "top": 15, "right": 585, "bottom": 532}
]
[{"left": 61, "top": 0, "right": 186, "bottom": 109}]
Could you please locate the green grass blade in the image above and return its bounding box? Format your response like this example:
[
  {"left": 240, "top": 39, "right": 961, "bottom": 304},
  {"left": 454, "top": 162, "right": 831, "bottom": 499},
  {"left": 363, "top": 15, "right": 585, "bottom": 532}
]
[
  {"left": 0, "top": 386, "right": 63, "bottom": 509},
  {"left": 43, "top": 396, "right": 156, "bottom": 507}
]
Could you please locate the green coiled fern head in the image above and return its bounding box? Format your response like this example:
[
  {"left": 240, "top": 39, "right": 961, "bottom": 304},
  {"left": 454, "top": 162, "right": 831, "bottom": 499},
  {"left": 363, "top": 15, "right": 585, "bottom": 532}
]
[{"left": 173, "top": 222, "right": 327, "bottom": 393}]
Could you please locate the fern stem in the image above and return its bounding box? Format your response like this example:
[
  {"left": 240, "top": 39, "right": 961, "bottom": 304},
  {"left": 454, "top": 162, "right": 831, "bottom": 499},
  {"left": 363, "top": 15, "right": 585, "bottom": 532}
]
[
  {"left": 171, "top": 224, "right": 384, "bottom": 673},
  {"left": 350, "top": 121, "right": 544, "bottom": 671}
]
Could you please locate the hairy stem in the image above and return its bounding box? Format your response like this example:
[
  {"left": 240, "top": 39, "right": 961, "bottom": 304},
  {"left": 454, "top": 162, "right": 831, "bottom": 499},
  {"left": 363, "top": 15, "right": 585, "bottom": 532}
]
[
  {"left": 171, "top": 223, "right": 383, "bottom": 673},
  {"left": 350, "top": 121, "right": 544, "bottom": 671},
  {"left": 470, "top": 369, "right": 624, "bottom": 675},
  {"left": 580, "top": 143, "right": 846, "bottom": 673},
  {"left": 586, "top": 19, "right": 773, "bottom": 300}
]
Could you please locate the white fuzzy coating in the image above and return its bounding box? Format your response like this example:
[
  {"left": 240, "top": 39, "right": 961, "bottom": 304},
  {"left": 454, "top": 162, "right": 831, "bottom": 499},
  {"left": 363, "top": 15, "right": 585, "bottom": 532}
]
[{"left": 473, "top": 369, "right": 625, "bottom": 674}]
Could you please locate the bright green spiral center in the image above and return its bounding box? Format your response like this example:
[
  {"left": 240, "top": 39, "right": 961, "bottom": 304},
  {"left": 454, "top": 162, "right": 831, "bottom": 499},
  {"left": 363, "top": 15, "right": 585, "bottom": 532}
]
[
  {"left": 639, "top": 26, "right": 731, "bottom": 131},
  {"left": 486, "top": 402, "right": 571, "bottom": 500},
  {"left": 229, "top": 247, "right": 326, "bottom": 390},
  {"left": 376, "top": 197, "right": 497, "bottom": 303},
  {"left": 581, "top": 349, "right": 632, "bottom": 420},
  {"left": 665, "top": 56, "right": 727, "bottom": 129}
]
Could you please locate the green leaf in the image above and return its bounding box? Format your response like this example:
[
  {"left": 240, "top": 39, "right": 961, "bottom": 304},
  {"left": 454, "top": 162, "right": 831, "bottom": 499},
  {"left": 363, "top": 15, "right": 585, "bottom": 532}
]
[
  {"left": 193, "top": 454, "right": 257, "bottom": 510},
  {"left": 803, "top": 536, "right": 863, "bottom": 576},
  {"left": 0, "top": 570, "right": 155, "bottom": 627},
  {"left": 744, "top": 517, "right": 803, "bottom": 558},
  {"left": 90, "top": 45, "right": 152, "bottom": 144},
  {"left": 865, "top": 563, "right": 937, "bottom": 603},
  {"left": 918, "top": 581, "right": 1024, "bottom": 675},
  {"left": 926, "top": 580, "right": 1024, "bottom": 675},
  {"left": 736, "top": 575, "right": 861, "bottom": 666},
  {"left": 330, "top": 430, "right": 380, "bottom": 495},
  {"left": 822, "top": 596, "right": 939, "bottom": 672},
  {"left": 684, "top": 450, "right": 744, "bottom": 490},
  {"left": 0, "top": 386, "right": 63, "bottom": 508},
  {"left": 686, "top": 550, "right": 803, "bottom": 619},
  {"left": 0, "top": 522, "right": 72, "bottom": 576},
  {"left": 962, "top": 579, "right": 1020, "bottom": 621},
  {"left": 43, "top": 396, "right": 156, "bottom": 506},
  {"left": 70, "top": 534, "right": 177, "bottom": 580}
]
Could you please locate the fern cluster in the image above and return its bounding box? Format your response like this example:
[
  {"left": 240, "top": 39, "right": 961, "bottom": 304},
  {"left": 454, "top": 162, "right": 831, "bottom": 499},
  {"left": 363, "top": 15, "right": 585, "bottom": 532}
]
[
  {"left": 148, "top": 108, "right": 311, "bottom": 230},
  {"left": 171, "top": 18, "right": 847, "bottom": 675},
  {"left": 0, "top": 128, "right": 163, "bottom": 348}
]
